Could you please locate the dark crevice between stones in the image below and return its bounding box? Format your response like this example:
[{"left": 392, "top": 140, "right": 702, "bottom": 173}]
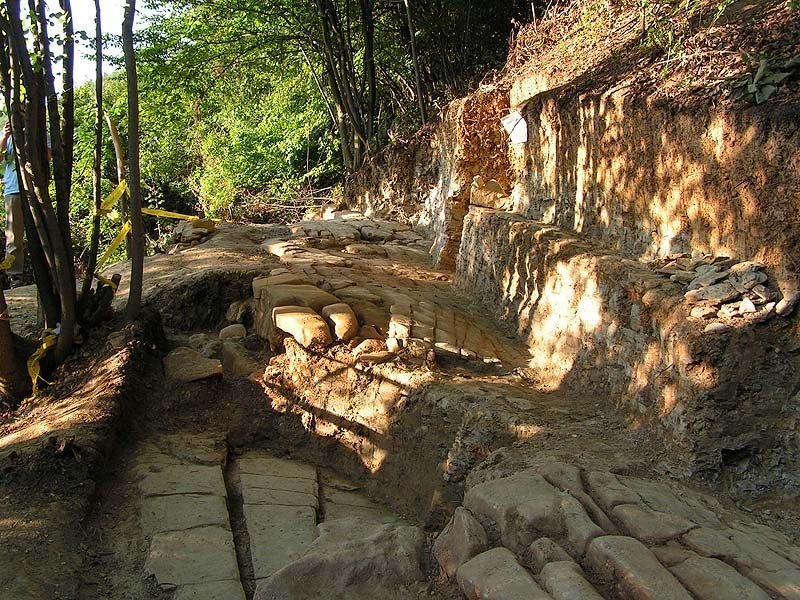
[{"left": 224, "top": 451, "right": 257, "bottom": 600}]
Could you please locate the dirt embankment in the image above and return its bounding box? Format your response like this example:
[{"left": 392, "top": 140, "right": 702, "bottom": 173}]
[{"left": 0, "top": 311, "right": 162, "bottom": 599}]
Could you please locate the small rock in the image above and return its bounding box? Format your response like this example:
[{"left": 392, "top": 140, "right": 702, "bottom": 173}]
[
  {"left": 358, "top": 325, "right": 384, "bottom": 340},
  {"left": 528, "top": 537, "right": 572, "bottom": 573},
  {"left": 352, "top": 339, "right": 387, "bottom": 357},
  {"left": 688, "top": 270, "right": 729, "bottom": 290},
  {"left": 739, "top": 297, "right": 757, "bottom": 315},
  {"left": 163, "top": 347, "right": 223, "bottom": 383},
  {"left": 729, "top": 261, "right": 766, "bottom": 276},
  {"left": 357, "top": 351, "right": 396, "bottom": 365},
  {"left": 776, "top": 292, "right": 800, "bottom": 317},
  {"left": 751, "top": 284, "right": 776, "bottom": 303},
  {"left": 690, "top": 306, "right": 717, "bottom": 319},
  {"left": 704, "top": 323, "right": 731, "bottom": 335},
  {"left": 718, "top": 302, "right": 741, "bottom": 318},
  {"left": 685, "top": 283, "right": 739, "bottom": 306},
  {"left": 219, "top": 324, "right": 247, "bottom": 341}
]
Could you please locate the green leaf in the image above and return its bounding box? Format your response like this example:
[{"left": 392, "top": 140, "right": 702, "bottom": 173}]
[
  {"left": 761, "top": 72, "right": 790, "bottom": 85},
  {"left": 753, "top": 58, "right": 768, "bottom": 83}
]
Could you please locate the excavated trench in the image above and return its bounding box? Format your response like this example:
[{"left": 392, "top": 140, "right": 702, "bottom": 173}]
[{"left": 71, "top": 217, "right": 800, "bottom": 600}]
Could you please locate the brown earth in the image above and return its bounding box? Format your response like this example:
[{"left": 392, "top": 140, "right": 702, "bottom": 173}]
[{"left": 2, "top": 219, "right": 798, "bottom": 599}]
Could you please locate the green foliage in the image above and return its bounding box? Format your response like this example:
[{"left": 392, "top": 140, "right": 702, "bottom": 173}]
[
  {"left": 732, "top": 55, "right": 799, "bottom": 104},
  {"left": 639, "top": 0, "right": 734, "bottom": 60}
]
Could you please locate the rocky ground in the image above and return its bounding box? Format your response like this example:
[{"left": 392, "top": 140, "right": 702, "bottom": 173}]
[{"left": 2, "top": 212, "right": 800, "bottom": 600}]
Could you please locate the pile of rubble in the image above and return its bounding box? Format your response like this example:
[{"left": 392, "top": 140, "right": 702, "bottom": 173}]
[
  {"left": 165, "top": 218, "right": 217, "bottom": 254},
  {"left": 656, "top": 255, "right": 799, "bottom": 333}
]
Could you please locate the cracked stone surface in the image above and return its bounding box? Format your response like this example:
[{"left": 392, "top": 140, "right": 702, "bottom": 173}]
[{"left": 448, "top": 461, "right": 800, "bottom": 600}]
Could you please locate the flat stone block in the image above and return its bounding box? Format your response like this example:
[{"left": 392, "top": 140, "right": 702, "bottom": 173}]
[
  {"left": 144, "top": 526, "right": 240, "bottom": 587},
  {"left": 240, "top": 472, "right": 318, "bottom": 497},
  {"left": 244, "top": 504, "right": 318, "bottom": 580},
  {"left": 585, "top": 535, "right": 692, "bottom": 600},
  {"left": 243, "top": 487, "right": 318, "bottom": 509},
  {"left": 140, "top": 494, "right": 230, "bottom": 535},
  {"left": 464, "top": 471, "right": 560, "bottom": 551},
  {"left": 164, "top": 347, "right": 223, "bottom": 383},
  {"left": 670, "top": 556, "right": 771, "bottom": 600},
  {"left": 237, "top": 456, "right": 317, "bottom": 480},
  {"left": 457, "top": 547, "right": 551, "bottom": 600},
  {"left": 540, "top": 560, "right": 605, "bottom": 600},
  {"left": 138, "top": 464, "right": 226, "bottom": 498},
  {"left": 611, "top": 504, "right": 695, "bottom": 545},
  {"left": 173, "top": 579, "right": 246, "bottom": 600}
]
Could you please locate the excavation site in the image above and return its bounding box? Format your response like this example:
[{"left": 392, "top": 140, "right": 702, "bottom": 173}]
[{"left": 1, "top": 1, "right": 799, "bottom": 599}]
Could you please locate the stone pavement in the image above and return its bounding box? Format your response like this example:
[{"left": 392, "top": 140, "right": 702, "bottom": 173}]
[
  {"left": 434, "top": 461, "right": 800, "bottom": 600},
  {"left": 133, "top": 438, "right": 422, "bottom": 599}
]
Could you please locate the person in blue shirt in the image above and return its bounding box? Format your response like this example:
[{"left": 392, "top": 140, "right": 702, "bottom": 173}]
[{"left": 1, "top": 121, "right": 24, "bottom": 288}]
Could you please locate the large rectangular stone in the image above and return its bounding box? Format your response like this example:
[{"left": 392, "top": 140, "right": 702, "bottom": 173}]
[
  {"left": 140, "top": 494, "right": 231, "bottom": 535},
  {"left": 585, "top": 536, "right": 692, "bottom": 600},
  {"left": 244, "top": 504, "right": 318, "bottom": 580},
  {"left": 240, "top": 473, "right": 318, "bottom": 497},
  {"left": 457, "top": 548, "right": 550, "bottom": 600},
  {"left": 173, "top": 579, "right": 246, "bottom": 600},
  {"left": 144, "top": 526, "right": 240, "bottom": 587},
  {"left": 670, "top": 556, "right": 770, "bottom": 600},
  {"left": 137, "top": 464, "right": 226, "bottom": 498},
  {"left": 237, "top": 456, "right": 317, "bottom": 480}
]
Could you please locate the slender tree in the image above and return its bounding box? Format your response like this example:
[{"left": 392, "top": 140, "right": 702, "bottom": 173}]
[
  {"left": 2, "top": 0, "right": 77, "bottom": 362},
  {"left": 80, "top": 0, "right": 103, "bottom": 303},
  {"left": 123, "top": 0, "right": 144, "bottom": 319}
]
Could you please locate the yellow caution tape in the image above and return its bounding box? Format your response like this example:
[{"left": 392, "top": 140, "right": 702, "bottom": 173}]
[
  {"left": 0, "top": 252, "right": 15, "bottom": 271},
  {"left": 141, "top": 207, "right": 219, "bottom": 222},
  {"left": 96, "top": 179, "right": 129, "bottom": 215},
  {"left": 27, "top": 329, "right": 58, "bottom": 396},
  {"left": 94, "top": 271, "right": 119, "bottom": 292},
  {"left": 96, "top": 220, "right": 132, "bottom": 271}
]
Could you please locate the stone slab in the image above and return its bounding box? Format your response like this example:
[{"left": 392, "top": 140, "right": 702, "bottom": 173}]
[
  {"left": 240, "top": 472, "right": 318, "bottom": 497},
  {"left": 173, "top": 579, "right": 247, "bottom": 600},
  {"left": 138, "top": 464, "right": 226, "bottom": 498},
  {"left": 242, "top": 487, "right": 318, "bottom": 509},
  {"left": 540, "top": 560, "right": 605, "bottom": 600},
  {"left": 585, "top": 535, "right": 693, "bottom": 600},
  {"left": 464, "top": 471, "right": 560, "bottom": 551},
  {"left": 163, "top": 347, "right": 224, "bottom": 383},
  {"left": 457, "top": 547, "right": 551, "bottom": 600},
  {"left": 611, "top": 504, "right": 695, "bottom": 545},
  {"left": 670, "top": 556, "right": 771, "bottom": 600},
  {"left": 140, "top": 494, "right": 230, "bottom": 535},
  {"left": 237, "top": 456, "right": 317, "bottom": 480},
  {"left": 144, "top": 525, "right": 240, "bottom": 586},
  {"left": 244, "top": 504, "right": 318, "bottom": 580}
]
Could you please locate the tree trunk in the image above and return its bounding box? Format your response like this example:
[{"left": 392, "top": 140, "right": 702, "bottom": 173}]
[
  {"left": 404, "top": 0, "right": 427, "bottom": 125},
  {"left": 123, "top": 0, "right": 144, "bottom": 320},
  {"left": 6, "top": 0, "right": 77, "bottom": 361},
  {"left": 0, "top": 288, "right": 28, "bottom": 405},
  {"left": 80, "top": 0, "right": 103, "bottom": 304}
]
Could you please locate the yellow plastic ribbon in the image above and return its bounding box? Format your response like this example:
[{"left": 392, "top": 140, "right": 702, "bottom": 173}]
[
  {"left": 27, "top": 329, "right": 58, "bottom": 396},
  {"left": 96, "top": 220, "right": 132, "bottom": 272},
  {"left": 96, "top": 179, "right": 129, "bottom": 215},
  {"left": 94, "top": 271, "right": 119, "bottom": 292},
  {"left": 141, "top": 207, "right": 218, "bottom": 222}
]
